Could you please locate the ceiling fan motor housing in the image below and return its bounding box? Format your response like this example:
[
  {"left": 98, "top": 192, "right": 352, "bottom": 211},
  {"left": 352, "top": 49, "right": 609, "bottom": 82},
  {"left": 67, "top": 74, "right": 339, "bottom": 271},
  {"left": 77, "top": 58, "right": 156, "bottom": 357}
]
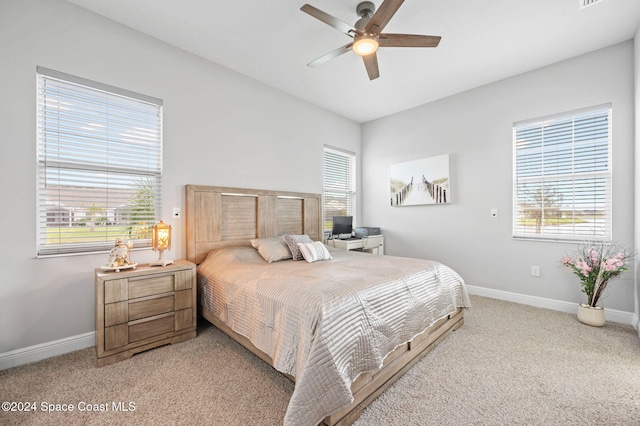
[
  {"left": 357, "top": 1, "right": 375, "bottom": 18},
  {"left": 355, "top": 1, "right": 375, "bottom": 30}
]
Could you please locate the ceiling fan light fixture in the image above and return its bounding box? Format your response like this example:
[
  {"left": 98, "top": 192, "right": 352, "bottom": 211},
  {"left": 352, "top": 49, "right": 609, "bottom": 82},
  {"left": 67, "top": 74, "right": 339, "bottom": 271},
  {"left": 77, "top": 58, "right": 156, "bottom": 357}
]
[{"left": 353, "top": 35, "right": 379, "bottom": 56}]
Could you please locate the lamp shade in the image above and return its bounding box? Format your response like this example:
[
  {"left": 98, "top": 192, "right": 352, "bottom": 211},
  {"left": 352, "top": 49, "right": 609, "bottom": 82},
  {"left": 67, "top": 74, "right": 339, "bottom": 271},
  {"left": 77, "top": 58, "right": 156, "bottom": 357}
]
[
  {"left": 152, "top": 221, "right": 171, "bottom": 251},
  {"left": 150, "top": 221, "right": 173, "bottom": 266}
]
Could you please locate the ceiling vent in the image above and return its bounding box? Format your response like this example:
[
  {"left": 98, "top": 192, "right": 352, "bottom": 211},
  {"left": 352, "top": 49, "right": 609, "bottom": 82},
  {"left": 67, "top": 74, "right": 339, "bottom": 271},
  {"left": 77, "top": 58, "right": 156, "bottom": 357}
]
[{"left": 580, "top": 0, "right": 603, "bottom": 9}]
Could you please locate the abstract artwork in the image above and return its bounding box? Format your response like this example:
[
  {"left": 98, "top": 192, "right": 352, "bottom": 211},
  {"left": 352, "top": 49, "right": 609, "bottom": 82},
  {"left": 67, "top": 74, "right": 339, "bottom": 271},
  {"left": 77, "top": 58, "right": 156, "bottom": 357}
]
[{"left": 390, "top": 154, "right": 450, "bottom": 206}]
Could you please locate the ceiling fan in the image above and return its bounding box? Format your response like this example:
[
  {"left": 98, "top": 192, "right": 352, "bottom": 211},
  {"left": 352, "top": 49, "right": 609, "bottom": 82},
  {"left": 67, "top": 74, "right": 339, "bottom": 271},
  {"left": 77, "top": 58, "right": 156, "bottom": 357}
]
[{"left": 300, "top": 0, "right": 441, "bottom": 80}]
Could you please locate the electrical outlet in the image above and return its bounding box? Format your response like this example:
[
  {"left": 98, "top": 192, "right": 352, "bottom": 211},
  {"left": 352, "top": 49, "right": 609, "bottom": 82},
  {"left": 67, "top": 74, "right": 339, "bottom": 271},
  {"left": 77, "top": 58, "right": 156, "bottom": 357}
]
[
  {"left": 173, "top": 207, "right": 181, "bottom": 218},
  {"left": 531, "top": 265, "right": 540, "bottom": 277}
]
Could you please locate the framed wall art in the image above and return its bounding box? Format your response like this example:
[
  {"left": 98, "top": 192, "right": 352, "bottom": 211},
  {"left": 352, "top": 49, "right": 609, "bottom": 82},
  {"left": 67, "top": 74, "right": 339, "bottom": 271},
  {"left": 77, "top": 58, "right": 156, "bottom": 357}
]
[{"left": 390, "top": 154, "right": 451, "bottom": 206}]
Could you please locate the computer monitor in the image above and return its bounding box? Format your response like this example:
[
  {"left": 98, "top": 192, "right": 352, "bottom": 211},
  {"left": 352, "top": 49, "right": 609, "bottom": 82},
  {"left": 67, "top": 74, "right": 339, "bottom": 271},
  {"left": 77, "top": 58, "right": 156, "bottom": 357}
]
[{"left": 332, "top": 216, "right": 353, "bottom": 238}]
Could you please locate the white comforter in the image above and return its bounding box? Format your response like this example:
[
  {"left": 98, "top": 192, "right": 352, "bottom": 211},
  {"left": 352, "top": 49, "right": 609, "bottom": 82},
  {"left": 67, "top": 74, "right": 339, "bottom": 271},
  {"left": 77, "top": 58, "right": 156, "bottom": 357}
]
[{"left": 197, "top": 246, "right": 470, "bottom": 425}]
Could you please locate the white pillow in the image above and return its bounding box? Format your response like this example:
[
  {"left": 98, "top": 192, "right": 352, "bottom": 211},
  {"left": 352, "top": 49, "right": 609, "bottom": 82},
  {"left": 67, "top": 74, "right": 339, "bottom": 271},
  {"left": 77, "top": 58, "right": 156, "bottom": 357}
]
[{"left": 297, "top": 241, "right": 333, "bottom": 263}]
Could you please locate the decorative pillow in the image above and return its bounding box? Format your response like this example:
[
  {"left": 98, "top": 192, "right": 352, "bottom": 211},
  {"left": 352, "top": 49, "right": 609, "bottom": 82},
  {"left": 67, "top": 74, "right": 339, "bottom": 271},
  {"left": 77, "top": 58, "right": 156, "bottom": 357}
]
[
  {"left": 297, "top": 241, "right": 333, "bottom": 263},
  {"left": 250, "top": 237, "right": 293, "bottom": 263},
  {"left": 283, "top": 234, "right": 313, "bottom": 260}
]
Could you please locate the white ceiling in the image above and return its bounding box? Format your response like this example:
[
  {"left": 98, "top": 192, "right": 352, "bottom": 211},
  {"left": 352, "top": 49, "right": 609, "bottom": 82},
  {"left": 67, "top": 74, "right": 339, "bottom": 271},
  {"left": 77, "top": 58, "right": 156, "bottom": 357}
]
[{"left": 65, "top": 0, "right": 640, "bottom": 123}]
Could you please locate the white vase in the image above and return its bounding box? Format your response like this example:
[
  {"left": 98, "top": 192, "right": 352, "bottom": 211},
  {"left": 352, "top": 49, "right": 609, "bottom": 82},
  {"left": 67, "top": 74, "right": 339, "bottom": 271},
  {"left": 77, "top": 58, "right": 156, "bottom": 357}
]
[{"left": 577, "top": 303, "right": 605, "bottom": 327}]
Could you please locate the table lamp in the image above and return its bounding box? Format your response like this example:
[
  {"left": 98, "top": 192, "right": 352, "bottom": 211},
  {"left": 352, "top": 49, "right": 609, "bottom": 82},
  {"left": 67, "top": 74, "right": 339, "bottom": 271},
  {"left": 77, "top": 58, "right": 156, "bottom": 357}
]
[{"left": 150, "top": 220, "right": 173, "bottom": 266}]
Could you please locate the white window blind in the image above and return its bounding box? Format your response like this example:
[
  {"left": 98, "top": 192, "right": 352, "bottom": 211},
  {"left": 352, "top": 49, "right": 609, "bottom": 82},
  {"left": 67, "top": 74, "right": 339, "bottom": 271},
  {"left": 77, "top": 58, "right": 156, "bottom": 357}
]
[
  {"left": 513, "top": 104, "right": 611, "bottom": 241},
  {"left": 36, "top": 67, "right": 163, "bottom": 256},
  {"left": 323, "top": 146, "right": 356, "bottom": 232}
]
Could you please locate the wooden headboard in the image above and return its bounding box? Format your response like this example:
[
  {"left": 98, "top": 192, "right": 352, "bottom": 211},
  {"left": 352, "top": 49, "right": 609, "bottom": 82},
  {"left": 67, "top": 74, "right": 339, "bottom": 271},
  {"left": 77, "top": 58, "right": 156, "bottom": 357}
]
[{"left": 185, "top": 185, "right": 322, "bottom": 264}]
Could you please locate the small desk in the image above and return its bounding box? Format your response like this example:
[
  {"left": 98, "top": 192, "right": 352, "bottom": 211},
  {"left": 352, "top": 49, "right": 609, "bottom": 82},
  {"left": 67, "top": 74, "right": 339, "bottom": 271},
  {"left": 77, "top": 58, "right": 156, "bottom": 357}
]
[{"left": 326, "top": 236, "right": 384, "bottom": 255}]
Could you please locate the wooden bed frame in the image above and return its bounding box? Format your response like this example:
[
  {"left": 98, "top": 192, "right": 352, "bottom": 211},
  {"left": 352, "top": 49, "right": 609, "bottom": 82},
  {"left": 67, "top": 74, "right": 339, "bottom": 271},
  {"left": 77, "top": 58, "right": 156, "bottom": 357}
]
[{"left": 185, "top": 184, "right": 464, "bottom": 426}]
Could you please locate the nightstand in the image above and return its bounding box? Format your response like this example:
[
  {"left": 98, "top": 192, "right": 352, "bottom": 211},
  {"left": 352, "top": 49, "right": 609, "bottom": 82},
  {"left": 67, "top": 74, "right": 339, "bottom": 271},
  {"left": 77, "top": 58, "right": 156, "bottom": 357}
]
[{"left": 95, "top": 260, "right": 197, "bottom": 367}]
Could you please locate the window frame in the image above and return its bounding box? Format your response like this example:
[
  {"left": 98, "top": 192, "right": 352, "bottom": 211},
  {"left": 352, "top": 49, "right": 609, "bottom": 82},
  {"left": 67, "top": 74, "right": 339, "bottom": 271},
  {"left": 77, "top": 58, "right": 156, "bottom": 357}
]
[
  {"left": 512, "top": 104, "right": 612, "bottom": 242},
  {"left": 322, "top": 146, "right": 357, "bottom": 235},
  {"left": 36, "top": 67, "right": 164, "bottom": 257}
]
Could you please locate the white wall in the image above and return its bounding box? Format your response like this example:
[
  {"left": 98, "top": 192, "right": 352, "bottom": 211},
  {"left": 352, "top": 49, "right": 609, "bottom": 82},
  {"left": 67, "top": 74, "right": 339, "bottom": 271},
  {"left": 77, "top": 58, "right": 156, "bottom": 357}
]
[
  {"left": 362, "top": 42, "right": 636, "bottom": 315},
  {"left": 0, "top": 0, "right": 360, "bottom": 355}
]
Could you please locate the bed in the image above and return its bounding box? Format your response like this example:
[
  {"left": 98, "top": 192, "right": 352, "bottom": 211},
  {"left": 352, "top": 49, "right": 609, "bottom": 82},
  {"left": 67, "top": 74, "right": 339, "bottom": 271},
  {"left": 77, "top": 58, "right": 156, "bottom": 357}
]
[{"left": 185, "top": 184, "right": 470, "bottom": 426}]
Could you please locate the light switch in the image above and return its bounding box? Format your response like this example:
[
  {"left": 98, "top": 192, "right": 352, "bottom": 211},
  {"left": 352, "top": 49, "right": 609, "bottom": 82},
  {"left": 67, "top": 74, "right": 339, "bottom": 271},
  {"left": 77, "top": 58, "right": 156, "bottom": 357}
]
[
  {"left": 490, "top": 209, "right": 498, "bottom": 218},
  {"left": 173, "top": 207, "right": 181, "bottom": 218}
]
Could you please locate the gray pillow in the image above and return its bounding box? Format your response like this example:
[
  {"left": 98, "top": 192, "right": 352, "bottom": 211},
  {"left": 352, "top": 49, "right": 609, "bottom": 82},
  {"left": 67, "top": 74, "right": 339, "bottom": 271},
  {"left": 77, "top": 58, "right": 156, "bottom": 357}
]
[
  {"left": 283, "top": 234, "right": 313, "bottom": 260},
  {"left": 250, "top": 237, "right": 293, "bottom": 263}
]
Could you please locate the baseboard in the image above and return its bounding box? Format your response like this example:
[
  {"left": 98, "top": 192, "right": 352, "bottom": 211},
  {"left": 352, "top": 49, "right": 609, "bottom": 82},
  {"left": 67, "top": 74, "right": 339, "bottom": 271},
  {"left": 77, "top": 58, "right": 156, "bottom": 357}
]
[
  {"left": 465, "top": 285, "right": 636, "bottom": 327},
  {"left": 0, "top": 331, "right": 95, "bottom": 371}
]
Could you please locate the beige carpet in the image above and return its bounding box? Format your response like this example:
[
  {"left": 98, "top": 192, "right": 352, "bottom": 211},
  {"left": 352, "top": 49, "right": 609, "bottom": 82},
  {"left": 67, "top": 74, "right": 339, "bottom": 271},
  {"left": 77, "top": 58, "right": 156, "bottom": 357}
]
[{"left": 2, "top": 296, "right": 639, "bottom": 425}]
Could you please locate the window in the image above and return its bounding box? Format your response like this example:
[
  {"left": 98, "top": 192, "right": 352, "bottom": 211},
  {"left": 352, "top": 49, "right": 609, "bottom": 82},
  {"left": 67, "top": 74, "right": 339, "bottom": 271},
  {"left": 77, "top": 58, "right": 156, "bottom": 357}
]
[
  {"left": 323, "top": 146, "right": 356, "bottom": 233},
  {"left": 36, "top": 67, "right": 163, "bottom": 256},
  {"left": 513, "top": 104, "right": 611, "bottom": 241}
]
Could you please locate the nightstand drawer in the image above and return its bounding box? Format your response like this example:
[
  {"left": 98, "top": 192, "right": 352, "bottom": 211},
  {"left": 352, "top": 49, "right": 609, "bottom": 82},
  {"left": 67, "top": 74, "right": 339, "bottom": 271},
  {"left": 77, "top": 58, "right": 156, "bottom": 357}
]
[
  {"left": 129, "top": 275, "right": 174, "bottom": 299},
  {"left": 129, "top": 294, "right": 175, "bottom": 321},
  {"left": 175, "top": 289, "right": 192, "bottom": 310},
  {"left": 105, "top": 279, "right": 128, "bottom": 304},
  {"left": 175, "top": 308, "right": 193, "bottom": 331},
  {"left": 105, "top": 301, "right": 128, "bottom": 327},
  {"left": 105, "top": 324, "right": 128, "bottom": 351},
  {"left": 129, "top": 313, "right": 175, "bottom": 342}
]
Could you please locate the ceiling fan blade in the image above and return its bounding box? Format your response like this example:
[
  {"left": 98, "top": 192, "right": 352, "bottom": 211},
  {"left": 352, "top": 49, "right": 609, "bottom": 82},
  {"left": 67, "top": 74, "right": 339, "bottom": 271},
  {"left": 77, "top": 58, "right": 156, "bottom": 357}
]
[
  {"left": 300, "top": 4, "right": 356, "bottom": 36},
  {"left": 362, "top": 53, "right": 380, "bottom": 80},
  {"left": 307, "top": 43, "right": 353, "bottom": 67},
  {"left": 379, "top": 34, "right": 441, "bottom": 48},
  {"left": 365, "top": 0, "right": 405, "bottom": 35}
]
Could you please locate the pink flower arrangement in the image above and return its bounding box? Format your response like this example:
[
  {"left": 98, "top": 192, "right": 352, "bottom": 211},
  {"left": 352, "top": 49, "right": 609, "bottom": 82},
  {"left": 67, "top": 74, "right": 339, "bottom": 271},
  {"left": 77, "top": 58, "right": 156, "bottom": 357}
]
[{"left": 562, "top": 242, "right": 633, "bottom": 307}]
